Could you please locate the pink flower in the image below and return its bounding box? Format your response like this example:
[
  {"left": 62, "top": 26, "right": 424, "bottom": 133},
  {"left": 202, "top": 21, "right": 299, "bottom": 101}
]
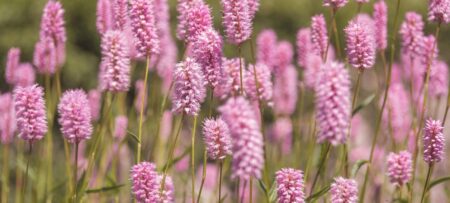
[
  {"left": 296, "top": 28, "right": 312, "bottom": 67},
  {"left": 96, "top": 0, "right": 114, "bottom": 35},
  {"left": 214, "top": 58, "right": 244, "bottom": 99},
  {"left": 245, "top": 63, "right": 273, "bottom": 104},
  {"left": 423, "top": 119, "right": 445, "bottom": 164},
  {"left": 256, "top": 29, "right": 277, "bottom": 68},
  {"left": 134, "top": 80, "right": 148, "bottom": 113},
  {"left": 387, "top": 151, "right": 412, "bottom": 186},
  {"left": 428, "top": 0, "right": 450, "bottom": 24},
  {"left": 202, "top": 117, "right": 232, "bottom": 160},
  {"left": 14, "top": 63, "right": 36, "bottom": 87},
  {"left": 221, "top": 0, "right": 252, "bottom": 44},
  {"left": 100, "top": 30, "right": 131, "bottom": 92},
  {"left": 129, "top": 0, "right": 160, "bottom": 57},
  {"left": 429, "top": 60, "right": 448, "bottom": 97},
  {"left": 88, "top": 89, "right": 101, "bottom": 121},
  {"left": 345, "top": 17, "right": 376, "bottom": 69},
  {"left": 172, "top": 57, "right": 206, "bottom": 116},
  {"left": 130, "top": 162, "right": 160, "bottom": 202},
  {"left": 184, "top": 2, "right": 213, "bottom": 43},
  {"left": 273, "top": 65, "right": 298, "bottom": 116},
  {"left": 114, "top": 115, "right": 128, "bottom": 141},
  {"left": 58, "top": 89, "right": 93, "bottom": 143},
  {"left": 276, "top": 168, "right": 305, "bottom": 203},
  {"left": 355, "top": 0, "right": 369, "bottom": 3},
  {"left": 192, "top": 28, "right": 224, "bottom": 89},
  {"left": 303, "top": 54, "right": 323, "bottom": 89},
  {"left": 270, "top": 118, "right": 293, "bottom": 155},
  {"left": 5, "top": 48, "right": 20, "bottom": 85},
  {"left": 383, "top": 83, "right": 411, "bottom": 143},
  {"left": 248, "top": 0, "right": 260, "bottom": 18},
  {"left": 311, "top": 14, "right": 328, "bottom": 58},
  {"left": 219, "top": 97, "right": 264, "bottom": 180},
  {"left": 330, "top": 177, "right": 358, "bottom": 203},
  {"left": 420, "top": 35, "right": 438, "bottom": 66},
  {"left": 323, "top": 0, "right": 349, "bottom": 8},
  {"left": 156, "top": 175, "right": 175, "bottom": 203},
  {"left": 39, "top": 0, "right": 66, "bottom": 66},
  {"left": 14, "top": 84, "right": 48, "bottom": 142},
  {"left": 274, "top": 41, "right": 294, "bottom": 74},
  {"left": 33, "top": 39, "right": 57, "bottom": 75},
  {"left": 400, "top": 12, "right": 424, "bottom": 58},
  {"left": 0, "top": 93, "right": 16, "bottom": 144},
  {"left": 176, "top": 0, "right": 202, "bottom": 40},
  {"left": 316, "top": 62, "right": 351, "bottom": 145},
  {"left": 112, "top": 0, "right": 128, "bottom": 31},
  {"left": 373, "top": 0, "right": 388, "bottom": 51}
]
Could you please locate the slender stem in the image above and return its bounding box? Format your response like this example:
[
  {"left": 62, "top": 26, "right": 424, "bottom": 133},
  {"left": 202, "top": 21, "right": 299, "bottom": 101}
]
[
  {"left": 73, "top": 142, "right": 79, "bottom": 203},
  {"left": 2, "top": 144, "right": 9, "bottom": 203},
  {"left": 196, "top": 149, "right": 208, "bottom": 203},
  {"left": 343, "top": 144, "right": 349, "bottom": 177},
  {"left": 238, "top": 44, "right": 244, "bottom": 95},
  {"left": 249, "top": 178, "right": 253, "bottom": 203},
  {"left": 324, "top": 8, "right": 337, "bottom": 62},
  {"left": 44, "top": 74, "right": 54, "bottom": 201},
  {"left": 309, "top": 143, "right": 331, "bottom": 196},
  {"left": 236, "top": 179, "right": 240, "bottom": 203},
  {"left": 218, "top": 161, "right": 223, "bottom": 203},
  {"left": 22, "top": 142, "right": 32, "bottom": 201},
  {"left": 304, "top": 115, "right": 316, "bottom": 181},
  {"left": 352, "top": 70, "right": 363, "bottom": 109},
  {"left": 161, "top": 114, "right": 184, "bottom": 193},
  {"left": 420, "top": 164, "right": 434, "bottom": 203},
  {"left": 137, "top": 56, "right": 151, "bottom": 163},
  {"left": 360, "top": 0, "right": 401, "bottom": 201},
  {"left": 240, "top": 181, "right": 247, "bottom": 203},
  {"left": 331, "top": 9, "right": 342, "bottom": 59},
  {"left": 14, "top": 142, "right": 23, "bottom": 203},
  {"left": 191, "top": 116, "right": 198, "bottom": 203}
]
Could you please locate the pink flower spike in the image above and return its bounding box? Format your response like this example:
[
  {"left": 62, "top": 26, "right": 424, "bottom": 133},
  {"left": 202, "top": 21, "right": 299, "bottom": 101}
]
[
  {"left": 0, "top": 93, "right": 16, "bottom": 144},
  {"left": 399, "top": 12, "right": 424, "bottom": 58},
  {"left": 245, "top": 63, "right": 273, "bottom": 104},
  {"left": 373, "top": 0, "right": 388, "bottom": 51},
  {"left": 157, "top": 174, "right": 175, "bottom": 202},
  {"left": 100, "top": 30, "right": 131, "bottom": 92},
  {"left": 330, "top": 177, "right": 358, "bottom": 203},
  {"left": 276, "top": 168, "right": 305, "bottom": 203},
  {"left": 428, "top": 0, "right": 450, "bottom": 24},
  {"left": 248, "top": 0, "right": 260, "bottom": 18},
  {"left": 420, "top": 35, "right": 438, "bottom": 66},
  {"left": 296, "top": 28, "right": 312, "bottom": 67},
  {"left": 273, "top": 65, "right": 298, "bottom": 116},
  {"left": 221, "top": 0, "right": 252, "bottom": 44},
  {"left": 387, "top": 151, "right": 412, "bottom": 186},
  {"left": 256, "top": 29, "right": 277, "bottom": 68},
  {"left": 130, "top": 162, "right": 160, "bottom": 203},
  {"left": 345, "top": 17, "right": 376, "bottom": 69},
  {"left": 88, "top": 89, "right": 101, "bottom": 121},
  {"left": 323, "top": 0, "right": 349, "bottom": 9},
  {"left": 134, "top": 80, "right": 148, "bottom": 113},
  {"left": 129, "top": 0, "right": 160, "bottom": 57},
  {"left": 311, "top": 14, "right": 328, "bottom": 58},
  {"left": 214, "top": 58, "right": 244, "bottom": 99},
  {"left": 274, "top": 41, "right": 294, "bottom": 74},
  {"left": 112, "top": 0, "right": 128, "bottom": 31},
  {"left": 114, "top": 115, "right": 128, "bottom": 141},
  {"left": 58, "top": 89, "right": 93, "bottom": 143},
  {"left": 383, "top": 83, "right": 411, "bottom": 143},
  {"left": 96, "top": 0, "right": 114, "bottom": 35},
  {"left": 184, "top": 2, "right": 213, "bottom": 43},
  {"left": 423, "top": 118, "right": 445, "bottom": 164},
  {"left": 176, "top": 0, "right": 202, "bottom": 40},
  {"left": 39, "top": 0, "right": 66, "bottom": 66},
  {"left": 172, "top": 57, "right": 206, "bottom": 116},
  {"left": 316, "top": 62, "right": 351, "bottom": 145},
  {"left": 14, "top": 84, "right": 48, "bottom": 142},
  {"left": 5, "top": 48, "right": 20, "bottom": 85},
  {"left": 303, "top": 54, "right": 323, "bottom": 89},
  {"left": 202, "top": 117, "right": 232, "bottom": 160},
  {"left": 33, "top": 39, "right": 57, "bottom": 75},
  {"left": 429, "top": 60, "right": 449, "bottom": 97},
  {"left": 14, "top": 63, "right": 36, "bottom": 87}
]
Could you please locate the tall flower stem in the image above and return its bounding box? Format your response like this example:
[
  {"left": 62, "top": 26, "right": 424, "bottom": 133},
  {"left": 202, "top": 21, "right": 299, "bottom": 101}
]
[
  {"left": 196, "top": 150, "right": 208, "bottom": 203},
  {"left": 72, "top": 142, "right": 79, "bottom": 202},
  {"left": 43, "top": 75, "right": 54, "bottom": 200},
  {"left": 420, "top": 164, "right": 434, "bottom": 203},
  {"left": 137, "top": 56, "right": 151, "bottom": 163},
  {"left": 14, "top": 142, "right": 24, "bottom": 203},
  {"left": 324, "top": 9, "right": 338, "bottom": 62},
  {"left": 22, "top": 142, "right": 32, "bottom": 201},
  {"left": 2, "top": 144, "right": 9, "bottom": 203},
  {"left": 238, "top": 44, "right": 244, "bottom": 95},
  {"left": 331, "top": 8, "right": 342, "bottom": 59},
  {"left": 360, "top": 0, "right": 401, "bottom": 201},
  {"left": 249, "top": 178, "right": 253, "bottom": 203},
  {"left": 309, "top": 143, "right": 331, "bottom": 196},
  {"left": 191, "top": 116, "right": 198, "bottom": 203},
  {"left": 218, "top": 160, "right": 223, "bottom": 203},
  {"left": 161, "top": 113, "right": 184, "bottom": 192}
]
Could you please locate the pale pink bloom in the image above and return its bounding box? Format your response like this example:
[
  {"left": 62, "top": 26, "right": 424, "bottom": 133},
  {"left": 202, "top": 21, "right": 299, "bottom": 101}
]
[
  {"left": 221, "top": 0, "right": 252, "bottom": 44},
  {"left": 345, "top": 17, "right": 376, "bottom": 69},
  {"left": 134, "top": 80, "right": 148, "bottom": 113},
  {"left": 429, "top": 60, "right": 449, "bottom": 97},
  {"left": 273, "top": 65, "right": 298, "bottom": 116},
  {"left": 129, "top": 0, "right": 160, "bottom": 57},
  {"left": 330, "top": 177, "right": 358, "bottom": 203},
  {"left": 184, "top": 2, "right": 213, "bottom": 43},
  {"left": 5, "top": 48, "right": 20, "bottom": 85},
  {"left": 13, "top": 63, "right": 36, "bottom": 87},
  {"left": 112, "top": 0, "right": 128, "bottom": 31},
  {"left": 428, "top": 0, "right": 450, "bottom": 24},
  {"left": 387, "top": 151, "right": 412, "bottom": 186},
  {"left": 276, "top": 168, "right": 305, "bottom": 203},
  {"left": 245, "top": 63, "right": 273, "bottom": 104},
  {"left": 303, "top": 54, "right": 323, "bottom": 89},
  {"left": 176, "top": 0, "right": 203, "bottom": 40},
  {"left": 373, "top": 0, "right": 388, "bottom": 50},
  {"left": 423, "top": 119, "right": 445, "bottom": 164},
  {"left": 273, "top": 41, "right": 294, "bottom": 74},
  {"left": 96, "top": 0, "right": 114, "bottom": 35},
  {"left": 214, "top": 58, "right": 244, "bottom": 99},
  {"left": 256, "top": 29, "right": 277, "bottom": 68},
  {"left": 296, "top": 28, "right": 312, "bottom": 67},
  {"left": 88, "top": 89, "right": 101, "bottom": 121},
  {"left": 39, "top": 0, "right": 66, "bottom": 66},
  {"left": 202, "top": 117, "right": 232, "bottom": 160},
  {"left": 383, "top": 83, "right": 411, "bottom": 143},
  {"left": 114, "top": 115, "right": 128, "bottom": 141},
  {"left": 399, "top": 12, "right": 424, "bottom": 58},
  {"left": 311, "top": 14, "right": 328, "bottom": 58},
  {"left": 130, "top": 162, "right": 160, "bottom": 202},
  {"left": 270, "top": 117, "right": 293, "bottom": 155},
  {"left": 0, "top": 93, "right": 16, "bottom": 144},
  {"left": 33, "top": 39, "right": 57, "bottom": 75}
]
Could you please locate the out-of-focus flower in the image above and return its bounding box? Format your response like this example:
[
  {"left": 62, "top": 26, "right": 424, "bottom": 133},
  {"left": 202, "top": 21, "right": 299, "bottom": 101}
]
[
  {"left": 156, "top": 175, "right": 175, "bottom": 203},
  {"left": 39, "top": 0, "right": 66, "bottom": 66},
  {"left": 273, "top": 65, "right": 298, "bottom": 116},
  {"left": 88, "top": 89, "right": 101, "bottom": 121},
  {"left": 311, "top": 14, "right": 328, "bottom": 58},
  {"left": 14, "top": 63, "right": 36, "bottom": 87},
  {"left": 387, "top": 151, "right": 412, "bottom": 186},
  {"left": 0, "top": 93, "right": 16, "bottom": 144},
  {"left": 429, "top": 60, "right": 449, "bottom": 97},
  {"left": 400, "top": 12, "right": 424, "bottom": 58},
  {"left": 428, "top": 0, "right": 450, "bottom": 24},
  {"left": 214, "top": 58, "right": 244, "bottom": 99},
  {"left": 330, "top": 177, "right": 358, "bottom": 203},
  {"left": 383, "top": 83, "right": 411, "bottom": 143},
  {"left": 323, "top": 0, "right": 348, "bottom": 9},
  {"left": 270, "top": 117, "right": 293, "bottom": 155},
  {"left": 5, "top": 48, "right": 20, "bottom": 85},
  {"left": 257, "top": 29, "right": 277, "bottom": 68},
  {"left": 304, "top": 54, "right": 323, "bottom": 89},
  {"left": 114, "top": 115, "right": 128, "bottom": 141},
  {"left": 248, "top": 0, "right": 260, "bottom": 18},
  {"left": 276, "top": 168, "right": 305, "bottom": 203},
  {"left": 373, "top": 0, "right": 387, "bottom": 51},
  {"left": 345, "top": 17, "right": 376, "bottom": 69},
  {"left": 176, "top": 0, "right": 202, "bottom": 40},
  {"left": 129, "top": 0, "right": 159, "bottom": 57},
  {"left": 420, "top": 35, "right": 438, "bottom": 66},
  {"left": 423, "top": 119, "right": 445, "bottom": 164},
  {"left": 33, "top": 39, "right": 57, "bottom": 75},
  {"left": 296, "top": 28, "right": 312, "bottom": 67},
  {"left": 245, "top": 63, "right": 273, "bottom": 104},
  {"left": 113, "top": 0, "right": 128, "bottom": 31},
  {"left": 134, "top": 80, "right": 148, "bottom": 113},
  {"left": 221, "top": 0, "right": 252, "bottom": 44},
  {"left": 96, "top": 0, "right": 114, "bottom": 35},
  {"left": 202, "top": 117, "right": 232, "bottom": 160},
  {"left": 273, "top": 41, "right": 294, "bottom": 74}
]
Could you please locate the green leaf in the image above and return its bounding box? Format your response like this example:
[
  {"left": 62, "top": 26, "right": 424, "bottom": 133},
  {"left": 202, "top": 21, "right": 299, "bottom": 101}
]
[
  {"left": 268, "top": 181, "right": 277, "bottom": 203},
  {"left": 392, "top": 198, "right": 408, "bottom": 203},
  {"left": 258, "top": 179, "right": 269, "bottom": 198},
  {"left": 427, "top": 176, "right": 450, "bottom": 191},
  {"left": 85, "top": 184, "right": 125, "bottom": 194},
  {"left": 352, "top": 94, "right": 376, "bottom": 116},
  {"left": 351, "top": 160, "right": 369, "bottom": 178},
  {"left": 127, "top": 130, "right": 140, "bottom": 143},
  {"left": 257, "top": 179, "right": 276, "bottom": 203},
  {"left": 218, "top": 194, "right": 228, "bottom": 203},
  {"left": 306, "top": 185, "right": 330, "bottom": 202},
  {"left": 159, "top": 146, "right": 191, "bottom": 171},
  {"left": 76, "top": 171, "right": 87, "bottom": 196}
]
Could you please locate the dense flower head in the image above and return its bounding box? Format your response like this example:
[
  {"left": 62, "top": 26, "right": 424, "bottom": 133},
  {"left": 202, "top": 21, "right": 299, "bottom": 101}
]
[
  {"left": 383, "top": 83, "right": 411, "bottom": 142},
  {"left": 330, "top": 177, "right": 358, "bottom": 203},
  {"left": 192, "top": 28, "right": 224, "bottom": 88},
  {"left": 219, "top": 97, "right": 264, "bottom": 180},
  {"left": 129, "top": 0, "right": 160, "bottom": 57},
  {"left": 274, "top": 41, "right": 294, "bottom": 73},
  {"left": 420, "top": 35, "right": 438, "bottom": 66},
  {"left": 256, "top": 29, "right": 277, "bottom": 68},
  {"left": 134, "top": 80, "right": 148, "bottom": 113},
  {"left": 245, "top": 63, "right": 273, "bottom": 104},
  {"left": 88, "top": 89, "right": 101, "bottom": 121},
  {"left": 172, "top": 57, "right": 206, "bottom": 116},
  {"left": 274, "top": 65, "right": 298, "bottom": 116},
  {"left": 323, "top": 0, "right": 349, "bottom": 8},
  {"left": 248, "top": 0, "right": 260, "bottom": 18},
  {"left": 114, "top": 115, "right": 128, "bottom": 141},
  {"left": 311, "top": 14, "right": 328, "bottom": 58},
  {"left": 14, "top": 63, "right": 36, "bottom": 87},
  {"left": 96, "top": 0, "right": 114, "bottom": 35},
  {"left": 275, "top": 168, "right": 305, "bottom": 203},
  {"left": 0, "top": 93, "right": 16, "bottom": 144},
  {"left": 58, "top": 89, "right": 93, "bottom": 143},
  {"left": 202, "top": 117, "right": 232, "bottom": 160},
  {"left": 400, "top": 12, "right": 425, "bottom": 57},
  {"left": 176, "top": 0, "right": 201, "bottom": 40},
  {"left": 214, "top": 58, "right": 244, "bottom": 98},
  {"left": 345, "top": 17, "right": 376, "bottom": 69},
  {"left": 40, "top": 1, "right": 66, "bottom": 46},
  {"left": 429, "top": 60, "right": 449, "bottom": 97},
  {"left": 428, "top": 0, "right": 450, "bottom": 24},
  {"left": 13, "top": 84, "right": 48, "bottom": 142},
  {"left": 5, "top": 48, "right": 20, "bottom": 85},
  {"left": 156, "top": 175, "right": 175, "bottom": 203},
  {"left": 387, "top": 151, "right": 413, "bottom": 186},
  {"left": 113, "top": 0, "right": 128, "bottom": 30},
  {"left": 296, "top": 28, "right": 312, "bottom": 67},
  {"left": 315, "top": 62, "right": 351, "bottom": 145},
  {"left": 304, "top": 54, "right": 323, "bottom": 89},
  {"left": 373, "top": 0, "right": 388, "bottom": 50},
  {"left": 100, "top": 30, "right": 131, "bottom": 92},
  {"left": 33, "top": 39, "right": 57, "bottom": 75},
  {"left": 184, "top": 2, "right": 213, "bottom": 43},
  {"left": 423, "top": 118, "right": 445, "bottom": 164},
  {"left": 130, "top": 162, "right": 160, "bottom": 203},
  {"left": 221, "top": 0, "right": 252, "bottom": 44}
]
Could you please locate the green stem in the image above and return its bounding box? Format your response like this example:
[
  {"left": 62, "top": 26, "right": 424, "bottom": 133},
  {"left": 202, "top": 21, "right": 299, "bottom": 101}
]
[
  {"left": 191, "top": 116, "right": 198, "bottom": 203},
  {"left": 73, "top": 142, "right": 79, "bottom": 203},
  {"left": 324, "top": 8, "right": 337, "bottom": 62},
  {"left": 420, "top": 164, "right": 434, "bottom": 203},
  {"left": 137, "top": 56, "right": 151, "bottom": 163},
  {"left": 22, "top": 142, "right": 32, "bottom": 201},
  {"left": 331, "top": 9, "right": 342, "bottom": 59},
  {"left": 309, "top": 143, "right": 331, "bottom": 196},
  {"left": 196, "top": 149, "right": 208, "bottom": 203},
  {"left": 44, "top": 74, "right": 54, "bottom": 201},
  {"left": 2, "top": 145, "right": 9, "bottom": 203},
  {"left": 218, "top": 161, "right": 223, "bottom": 203},
  {"left": 249, "top": 178, "right": 253, "bottom": 203},
  {"left": 238, "top": 44, "right": 244, "bottom": 95},
  {"left": 161, "top": 114, "right": 184, "bottom": 193}
]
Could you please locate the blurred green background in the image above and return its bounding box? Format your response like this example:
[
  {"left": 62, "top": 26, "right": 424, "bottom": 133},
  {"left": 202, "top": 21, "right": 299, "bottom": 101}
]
[{"left": 0, "top": 0, "right": 447, "bottom": 92}]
